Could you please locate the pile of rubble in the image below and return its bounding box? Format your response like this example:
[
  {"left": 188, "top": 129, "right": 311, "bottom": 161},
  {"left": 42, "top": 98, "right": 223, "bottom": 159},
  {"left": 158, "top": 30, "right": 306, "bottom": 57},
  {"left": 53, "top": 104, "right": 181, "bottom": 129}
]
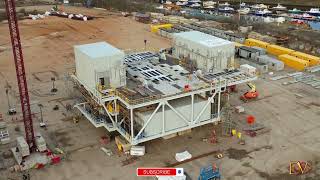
[
  {"left": 28, "top": 11, "right": 51, "bottom": 20},
  {"left": 49, "top": 11, "right": 94, "bottom": 21}
]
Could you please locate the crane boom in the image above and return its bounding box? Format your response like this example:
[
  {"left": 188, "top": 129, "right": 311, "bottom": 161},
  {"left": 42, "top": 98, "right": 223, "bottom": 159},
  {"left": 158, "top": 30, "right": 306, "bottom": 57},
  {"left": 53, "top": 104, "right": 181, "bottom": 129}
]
[
  {"left": 246, "top": 83, "right": 256, "bottom": 92},
  {"left": 5, "top": 0, "right": 35, "bottom": 150}
]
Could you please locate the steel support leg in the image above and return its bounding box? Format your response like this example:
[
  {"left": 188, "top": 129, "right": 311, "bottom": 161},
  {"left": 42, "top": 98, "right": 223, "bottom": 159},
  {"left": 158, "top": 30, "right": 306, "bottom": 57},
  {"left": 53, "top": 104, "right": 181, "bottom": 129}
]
[
  {"left": 114, "top": 99, "right": 118, "bottom": 123},
  {"left": 191, "top": 94, "right": 194, "bottom": 122},
  {"left": 194, "top": 92, "right": 216, "bottom": 123},
  {"left": 135, "top": 103, "right": 161, "bottom": 140},
  {"left": 130, "top": 108, "right": 134, "bottom": 140},
  {"left": 162, "top": 103, "right": 165, "bottom": 133},
  {"left": 217, "top": 90, "right": 221, "bottom": 118}
]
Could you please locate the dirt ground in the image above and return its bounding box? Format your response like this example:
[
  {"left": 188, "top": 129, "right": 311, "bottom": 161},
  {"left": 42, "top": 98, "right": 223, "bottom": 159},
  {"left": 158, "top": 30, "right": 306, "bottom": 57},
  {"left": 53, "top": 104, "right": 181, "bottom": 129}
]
[{"left": 0, "top": 6, "right": 320, "bottom": 180}]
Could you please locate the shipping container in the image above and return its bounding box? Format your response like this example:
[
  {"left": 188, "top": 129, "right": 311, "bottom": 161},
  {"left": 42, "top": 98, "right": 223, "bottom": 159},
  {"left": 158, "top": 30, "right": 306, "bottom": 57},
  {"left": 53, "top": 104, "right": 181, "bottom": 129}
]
[
  {"left": 240, "top": 64, "right": 256, "bottom": 76},
  {"left": 225, "top": 32, "right": 246, "bottom": 43},
  {"left": 289, "top": 51, "right": 320, "bottom": 66},
  {"left": 234, "top": 42, "right": 244, "bottom": 56},
  {"left": 278, "top": 54, "right": 309, "bottom": 71},
  {"left": 257, "top": 55, "right": 284, "bottom": 71},
  {"left": 172, "top": 31, "right": 235, "bottom": 72},
  {"left": 244, "top": 38, "right": 270, "bottom": 49},
  {"left": 239, "top": 46, "right": 260, "bottom": 60},
  {"left": 74, "top": 42, "right": 126, "bottom": 92},
  {"left": 251, "top": 46, "right": 267, "bottom": 55},
  {"left": 239, "top": 59, "right": 268, "bottom": 74},
  {"left": 266, "top": 44, "right": 294, "bottom": 56},
  {"left": 150, "top": 24, "right": 173, "bottom": 33}
]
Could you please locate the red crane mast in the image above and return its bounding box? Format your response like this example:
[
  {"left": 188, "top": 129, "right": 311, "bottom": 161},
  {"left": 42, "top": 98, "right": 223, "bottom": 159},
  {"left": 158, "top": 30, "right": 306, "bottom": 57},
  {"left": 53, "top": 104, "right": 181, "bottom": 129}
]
[{"left": 4, "top": 0, "right": 35, "bottom": 150}]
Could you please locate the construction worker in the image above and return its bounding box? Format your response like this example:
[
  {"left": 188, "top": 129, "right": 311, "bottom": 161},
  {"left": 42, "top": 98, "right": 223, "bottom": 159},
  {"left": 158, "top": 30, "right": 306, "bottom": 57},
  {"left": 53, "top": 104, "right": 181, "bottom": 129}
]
[
  {"left": 231, "top": 129, "right": 237, "bottom": 136},
  {"left": 212, "top": 163, "right": 217, "bottom": 171},
  {"left": 144, "top": 39, "right": 147, "bottom": 50}
]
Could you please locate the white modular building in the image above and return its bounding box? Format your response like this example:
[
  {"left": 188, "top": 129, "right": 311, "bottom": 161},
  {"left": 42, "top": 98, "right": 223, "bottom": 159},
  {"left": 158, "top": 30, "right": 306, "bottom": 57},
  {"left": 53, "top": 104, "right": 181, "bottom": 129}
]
[
  {"left": 172, "top": 31, "right": 235, "bottom": 72},
  {"left": 74, "top": 42, "right": 126, "bottom": 92}
]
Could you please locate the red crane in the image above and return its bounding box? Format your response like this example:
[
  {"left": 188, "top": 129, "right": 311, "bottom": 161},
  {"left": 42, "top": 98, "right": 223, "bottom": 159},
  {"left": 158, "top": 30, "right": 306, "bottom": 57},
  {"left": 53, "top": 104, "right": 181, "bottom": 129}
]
[{"left": 4, "top": 0, "right": 35, "bottom": 150}]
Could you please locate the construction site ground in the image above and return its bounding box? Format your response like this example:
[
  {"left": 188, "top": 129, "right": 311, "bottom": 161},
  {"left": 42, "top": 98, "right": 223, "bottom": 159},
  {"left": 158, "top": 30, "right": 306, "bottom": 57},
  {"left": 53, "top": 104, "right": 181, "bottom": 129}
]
[{"left": 0, "top": 6, "right": 320, "bottom": 180}]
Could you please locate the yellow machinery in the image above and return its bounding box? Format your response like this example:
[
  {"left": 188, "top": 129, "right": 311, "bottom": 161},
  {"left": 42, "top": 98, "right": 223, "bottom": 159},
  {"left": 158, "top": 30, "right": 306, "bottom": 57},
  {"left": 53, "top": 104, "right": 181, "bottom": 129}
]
[
  {"left": 266, "top": 44, "right": 295, "bottom": 56},
  {"left": 115, "top": 136, "right": 131, "bottom": 152},
  {"left": 278, "top": 54, "right": 309, "bottom": 71},
  {"left": 247, "top": 83, "right": 256, "bottom": 92},
  {"left": 150, "top": 24, "right": 173, "bottom": 33},
  {"left": 107, "top": 102, "right": 119, "bottom": 114},
  {"left": 240, "top": 83, "right": 259, "bottom": 101},
  {"left": 289, "top": 51, "right": 320, "bottom": 66},
  {"left": 97, "top": 84, "right": 106, "bottom": 92},
  {"left": 234, "top": 42, "right": 244, "bottom": 48},
  {"left": 244, "top": 38, "right": 270, "bottom": 49},
  {"left": 244, "top": 39, "right": 320, "bottom": 66}
]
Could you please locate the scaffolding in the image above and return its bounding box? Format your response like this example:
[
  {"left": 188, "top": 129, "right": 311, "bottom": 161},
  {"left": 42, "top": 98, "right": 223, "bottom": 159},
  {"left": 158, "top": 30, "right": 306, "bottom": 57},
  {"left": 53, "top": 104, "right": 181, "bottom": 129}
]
[{"left": 221, "top": 94, "right": 237, "bottom": 136}]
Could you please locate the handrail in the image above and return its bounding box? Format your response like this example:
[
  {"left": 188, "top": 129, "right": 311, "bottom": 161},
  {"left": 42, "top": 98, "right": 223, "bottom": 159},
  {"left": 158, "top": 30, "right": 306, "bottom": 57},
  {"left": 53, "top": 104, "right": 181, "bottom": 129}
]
[
  {"left": 72, "top": 72, "right": 256, "bottom": 106},
  {"left": 113, "top": 83, "right": 212, "bottom": 106}
]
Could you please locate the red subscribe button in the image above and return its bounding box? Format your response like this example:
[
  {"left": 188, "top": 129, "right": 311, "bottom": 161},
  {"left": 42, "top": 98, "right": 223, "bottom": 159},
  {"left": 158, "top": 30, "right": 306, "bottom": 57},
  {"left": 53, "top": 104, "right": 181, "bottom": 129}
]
[{"left": 137, "top": 168, "right": 184, "bottom": 176}]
